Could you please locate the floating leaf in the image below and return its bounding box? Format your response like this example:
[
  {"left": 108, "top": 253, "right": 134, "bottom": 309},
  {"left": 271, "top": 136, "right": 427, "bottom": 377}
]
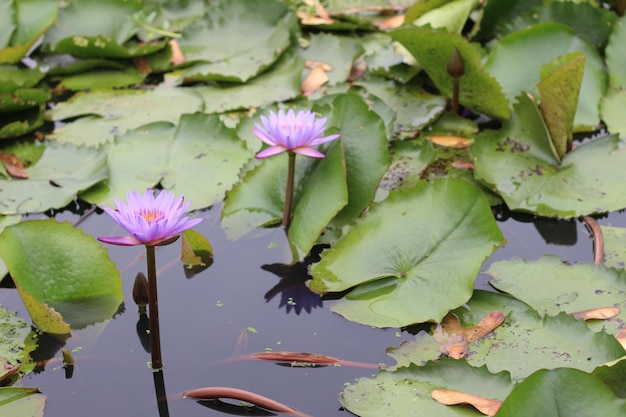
[
  {"left": 392, "top": 27, "right": 510, "bottom": 120},
  {"left": 0, "top": 0, "right": 58, "bottom": 64},
  {"left": 496, "top": 368, "right": 626, "bottom": 416},
  {"left": 0, "top": 387, "right": 46, "bottom": 417},
  {"left": 181, "top": 229, "right": 213, "bottom": 278},
  {"left": 310, "top": 178, "right": 504, "bottom": 327},
  {"left": 431, "top": 389, "right": 501, "bottom": 416},
  {"left": 484, "top": 22, "right": 607, "bottom": 129},
  {"left": 537, "top": 52, "right": 585, "bottom": 161},
  {"left": 453, "top": 290, "right": 625, "bottom": 381},
  {"left": 0, "top": 219, "right": 124, "bottom": 331},
  {"left": 0, "top": 305, "right": 33, "bottom": 365},
  {"left": 602, "top": 225, "right": 626, "bottom": 269},
  {"left": 340, "top": 360, "right": 513, "bottom": 417},
  {"left": 46, "top": 88, "right": 204, "bottom": 146},
  {"left": 179, "top": 0, "right": 295, "bottom": 83},
  {"left": 0, "top": 141, "right": 107, "bottom": 215},
  {"left": 471, "top": 94, "right": 626, "bottom": 218},
  {"left": 413, "top": 0, "right": 478, "bottom": 34},
  {"left": 487, "top": 255, "right": 626, "bottom": 334},
  {"left": 192, "top": 54, "right": 304, "bottom": 113}
]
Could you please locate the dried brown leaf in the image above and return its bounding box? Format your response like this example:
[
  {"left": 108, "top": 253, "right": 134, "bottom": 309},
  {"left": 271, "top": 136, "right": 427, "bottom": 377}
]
[
  {"left": 0, "top": 152, "right": 28, "bottom": 179},
  {"left": 572, "top": 307, "right": 620, "bottom": 321},
  {"left": 301, "top": 65, "right": 329, "bottom": 97},
  {"left": 431, "top": 389, "right": 502, "bottom": 416},
  {"left": 426, "top": 135, "right": 471, "bottom": 148},
  {"left": 169, "top": 39, "right": 185, "bottom": 66},
  {"left": 464, "top": 310, "right": 505, "bottom": 342},
  {"left": 433, "top": 312, "right": 467, "bottom": 359}
]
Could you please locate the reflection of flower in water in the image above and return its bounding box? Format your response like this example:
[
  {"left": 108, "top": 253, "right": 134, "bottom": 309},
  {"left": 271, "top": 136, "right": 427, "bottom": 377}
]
[{"left": 262, "top": 245, "right": 327, "bottom": 315}]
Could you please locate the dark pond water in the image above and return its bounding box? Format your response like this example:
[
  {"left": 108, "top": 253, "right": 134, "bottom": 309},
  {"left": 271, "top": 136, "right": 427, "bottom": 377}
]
[{"left": 2, "top": 204, "right": 624, "bottom": 417}]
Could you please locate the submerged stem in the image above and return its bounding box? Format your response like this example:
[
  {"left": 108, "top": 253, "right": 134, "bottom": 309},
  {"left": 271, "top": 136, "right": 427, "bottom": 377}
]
[
  {"left": 146, "top": 245, "right": 163, "bottom": 369},
  {"left": 282, "top": 152, "right": 296, "bottom": 228}
]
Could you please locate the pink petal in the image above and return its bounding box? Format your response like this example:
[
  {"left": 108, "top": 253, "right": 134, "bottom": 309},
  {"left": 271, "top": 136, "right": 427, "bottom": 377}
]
[
  {"left": 293, "top": 147, "right": 325, "bottom": 158},
  {"left": 98, "top": 235, "right": 143, "bottom": 246},
  {"left": 256, "top": 145, "right": 288, "bottom": 158}
]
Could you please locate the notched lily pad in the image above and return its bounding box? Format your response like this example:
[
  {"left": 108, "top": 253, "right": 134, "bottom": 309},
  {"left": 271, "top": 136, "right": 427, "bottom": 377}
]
[{"left": 310, "top": 178, "right": 504, "bottom": 327}]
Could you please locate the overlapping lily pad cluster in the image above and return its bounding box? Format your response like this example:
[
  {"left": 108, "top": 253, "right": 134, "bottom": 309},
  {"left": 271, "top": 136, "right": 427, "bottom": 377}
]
[{"left": 2, "top": 0, "right": 626, "bottom": 415}]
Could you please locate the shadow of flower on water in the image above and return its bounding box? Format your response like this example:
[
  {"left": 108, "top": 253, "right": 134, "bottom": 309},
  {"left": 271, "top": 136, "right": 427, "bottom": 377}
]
[{"left": 261, "top": 245, "right": 327, "bottom": 315}]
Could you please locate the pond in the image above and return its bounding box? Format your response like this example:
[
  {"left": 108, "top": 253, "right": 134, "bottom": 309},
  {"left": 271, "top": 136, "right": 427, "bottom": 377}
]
[
  {"left": 3, "top": 1, "right": 626, "bottom": 416},
  {"left": 2, "top": 205, "right": 623, "bottom": 417}
]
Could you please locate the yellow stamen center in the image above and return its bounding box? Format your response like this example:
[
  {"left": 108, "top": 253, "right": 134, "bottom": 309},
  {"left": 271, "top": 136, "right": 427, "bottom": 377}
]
[{"left": 139, "top": 209, "right": 161, "bottom": 224}]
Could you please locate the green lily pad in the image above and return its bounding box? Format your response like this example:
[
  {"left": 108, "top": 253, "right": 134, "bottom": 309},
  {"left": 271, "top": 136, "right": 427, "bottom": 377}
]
[
  {"left": 487, "top": 255, "right": 626, "bottom": 334},
  {"left": 0, "top": 88, "right": 49, "bottom": 113},
  {"left": 340, "top": 360, "right": 513, "bottom": 417},
  {"left": 0, "top": 219, "right": 124, "bottom": 331},
  {"left": 310, "top": 178, "right": 504, "bottom": 327},
  {"left": 55, "top": 68, "right": 146, "bottom": 90},
  {"left": 496, "top": 368, "right": 626, "bottom": 416},
  {"left": 472, "top": 0, "right": 541, "bottom": 41},
  {"left": 192, "top": 54, "right": 304, "bottom": 114},
  {"left": 392, "top": 27, "right": 511, "bottom": 120},
  {"left": 179, "top": 0, "right": 296, "bottom": 83},
  {"left": 0, "top": 141, "right": 107, "bottom": 215},
  {"left": 181, "top": 229, "right": 213, "bottom": 278},
  {"left": 471, "top": 94, "right": 626, "bottom": 217},
  {"left": 46, "top": 88, "right": 204, "bottom": 145},
  {"left": 298, "top": 33, "right": 364, "bottom": 87},
  {"left": 537, "top": 52, "right": 585, "bottom": 161},
  {"left": 0, "top": 66, "right": 46, "bottom": 93},
  {"left": 375, "top": 139, "right": 438, "bottom": 201},
  {"left": 355, "top": 77, "right": 447, "bottom": 136},
  {"left": 0, "top": 305, "right": 32, "bottom": 365},
  {"left": 0, "top": 104, "right": 45, "bottom": 140},
  {"left": 483, "top": 22, "right": 607, "bottom": 130},
  {"left": 592, "top": 356, "right": 626, "bottom": 398},
  {"left": 43, "top": 0, "right": 167, "bottom": 58},
  {"left": 501, "top": 1, "right": 618, "bottom": 51},
  {"left": 161, "top": 113, "right": 254, "bottom": 211},
  {"left": 0, "top": 0, "right": 58, "bottom": 64},
  {"left": 413, "top": 0, "right": 478, "bottom": 34},
  {"left": 606, "top": 16, "right": 626, "bottom": 89},
  {"left": 602, "top": 225, "right": 626, "bottom": 270},
  {"left": 79, "top": 122, "right": 175, "bottom": 208},
  {"left": 321, "top": 94, "right": 390, "bottom": 228},
  {"left": 0, "top": 387, "right": 45, "bottom": 417},
  {"left": 600, "top": 88, "right": 626, "bottom": 137},
  {"left": 452, "top": 290, "right": 625, "bottom": 381}
]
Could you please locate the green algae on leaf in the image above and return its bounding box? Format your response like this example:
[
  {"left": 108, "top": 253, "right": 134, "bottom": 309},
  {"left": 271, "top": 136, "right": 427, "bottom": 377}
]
[
  {"left": 310, "top": 178, "right": 504, "bottom": 327},
  {"left": 0, "top": 220, "right": 123, "bottom": 331},
  {"left": 487, "top": 255, "right": 626, "bottom": 334},
  {"left": 471, "top": 94, "right": 626, "bottom": 218},
  {"left": 341, "top": 360, "right": 513, "bottom": 417}
]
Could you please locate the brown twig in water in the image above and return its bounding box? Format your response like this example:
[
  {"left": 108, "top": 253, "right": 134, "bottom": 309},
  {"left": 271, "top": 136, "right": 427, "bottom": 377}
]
[
  {"left": 582, "top": 216, "right": 604, "bottom": 265},
  {"left": 183, "top": 387, "right": 314, "bottom": 417}
]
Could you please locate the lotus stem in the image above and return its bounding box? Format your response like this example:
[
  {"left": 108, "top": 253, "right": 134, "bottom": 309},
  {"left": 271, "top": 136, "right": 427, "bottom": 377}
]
[
  {"left": 283, "top": 152, "right": 296, "bottom": 228},
  {"left": 446, "top": 48, "right": 465, "bottom": 115},
  {"left": 582, "top": 216, "right": 604, "bottom": 266},
  {"left": 146, "top": 245, "right": 163, "bottom": 369}
]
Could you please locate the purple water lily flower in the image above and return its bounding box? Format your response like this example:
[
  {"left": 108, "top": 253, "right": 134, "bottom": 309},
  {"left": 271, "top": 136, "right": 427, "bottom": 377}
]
[
  {"left": 98, "top": 190, "right": 203, "bottom": 247},
  {"left": 254, "top": 109, "right": 340, "bottom": 159}
]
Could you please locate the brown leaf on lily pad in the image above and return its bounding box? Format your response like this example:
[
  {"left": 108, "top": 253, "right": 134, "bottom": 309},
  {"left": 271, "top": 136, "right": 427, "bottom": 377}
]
[
  {"left": 571, "top": 307, "right": 620, "bottom": 321},
  {"left": 0, "top": 356, "right": 21, "bottom": 383},
  {"left": 301, "top": 64, "right": 330, "bottom": 97},
  {"left": 377, "top": 14, "right": 405, "bottom": 30},
  {"left": 169, "top": 39, "right": 185, "bottom": 66},
  {"left": 0, "top": 152, "right": 28, "bottom": 179},
  {"left": 433, "top": 312, "right": 467, "bottom": 359},
  {"left": 426, "top": 135, "right": 471, "bottom": 148},
  {"left": 464, "top": 310, "right": 505, "bottom": 342},
  {"left": 431, "top": 389, "right": 502, "bottom": 416}
]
